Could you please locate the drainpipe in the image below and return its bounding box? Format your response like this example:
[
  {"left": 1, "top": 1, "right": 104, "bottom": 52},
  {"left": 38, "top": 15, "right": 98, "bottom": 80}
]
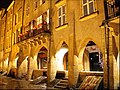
[
  {"left": 105, "top": 23, "right": 110, "bottom": 90},
  {"left": 47, "top": 0, "right": 52, "bottom": 86},
  {"left": 103, "top": 0, "right": 109, "bottom": 89},
  {"left": 22, "top": 0, "right": 25, "bottom": 34}
]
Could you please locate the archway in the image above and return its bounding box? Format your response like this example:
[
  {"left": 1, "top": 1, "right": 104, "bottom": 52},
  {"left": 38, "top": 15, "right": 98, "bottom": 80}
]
[
  {"left": 55, "top": 42, "right": 68, "bottom": 71},
  {"left": 83, "top": 41, "right": 103, "bottom": 71},
  {"left": 37, "top": 47, "right": 48, "bottom": 70},
  {"left": 31, "top": 46, "right": 48, "bottom": 79},
  {"left": 18, "top": 56, "right": 28, "bottom": 78},
  {"left": 13, "top": 53, "right": 19, "bottom": 68},
  {"left": 4, "top": 57, "right": 9, "bottom": 72}
]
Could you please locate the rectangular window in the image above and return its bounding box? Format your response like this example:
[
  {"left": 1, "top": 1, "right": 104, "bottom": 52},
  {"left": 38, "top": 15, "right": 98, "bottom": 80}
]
[
  {"left": 18, "top": 8, "right": 22, "bottom": 22},
  {"left": 16, "top": 30, "right": 19, "bottom": 43},
  {"left": 82, "top": 0, "right": 95, "bottom": 16},
  {"left": 39, "top": 0, "right": 45, "bottom": 5},
  {"left": 34, "top": 1, "right": 37, "bottom": 10},
  {"left": 58, "top": 5, "right": 66, "bottom": 26},
  {"left": 14, "top": 14, "right": 17, "bottom": 25},
  {"left": 26, "top": 4, "right": 30, "bottom": 16},
  {"left": 37, "top": 15, "right": 43, "bottom": 29}
]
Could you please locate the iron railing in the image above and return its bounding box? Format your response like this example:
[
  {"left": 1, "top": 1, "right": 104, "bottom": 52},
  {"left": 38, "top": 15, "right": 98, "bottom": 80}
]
[
  {"left": 17, "top": 24, "right": 50, "bottom": 42},
  {"left": 104, "top": 0, "right": 120, "bottom": 20}
]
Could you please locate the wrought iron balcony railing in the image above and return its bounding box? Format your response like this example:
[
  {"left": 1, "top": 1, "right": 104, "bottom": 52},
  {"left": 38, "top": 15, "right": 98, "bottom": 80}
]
[
  {"left": 104, "top": 0, "right": 120, "bottom": 20},
  {"left": 17, "top": 23, "right": 50, "bottom": 42}
]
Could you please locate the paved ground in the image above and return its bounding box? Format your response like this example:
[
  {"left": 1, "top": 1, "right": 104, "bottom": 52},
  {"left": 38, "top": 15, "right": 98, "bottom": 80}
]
[{"left": 0, "top": 75, "right": 49, "bottom": 89}]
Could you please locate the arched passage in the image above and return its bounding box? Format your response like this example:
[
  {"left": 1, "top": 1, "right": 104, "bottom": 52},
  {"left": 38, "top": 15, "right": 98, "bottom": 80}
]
[
  {"left": 55, "top": 42, "right": 68, "bottom": 71},
  {"left": 83, "top": 41, "right": 103, "bottom": 71},
  {"left": 37, "top": 47, "right": 48, "bottom": 70},
  {"left": 18, "top": 56, "right": 28, "bottom": 78},
  {"left": 13, "top": 53, "right": 19, "bottom": 68}
]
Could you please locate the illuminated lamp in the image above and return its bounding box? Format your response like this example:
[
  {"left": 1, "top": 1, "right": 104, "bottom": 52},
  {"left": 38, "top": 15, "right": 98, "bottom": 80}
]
[
  {"left": 33, "top": 27, "right": 36, "bottom": 30},
  {"left": 43, "top": 21, "right": 47, "bottom": 24},
  {"left": 35, "top": 25, "right": 38, "bottom": 29},
  {"left": 38, "top": 23, "right": 42, "bottom": 27},
  {"left": 25, "top": 31, "right": 28, "bottom": 35},
  {"left": 19, "top": 34, "right": 23, "bottom": 37}
]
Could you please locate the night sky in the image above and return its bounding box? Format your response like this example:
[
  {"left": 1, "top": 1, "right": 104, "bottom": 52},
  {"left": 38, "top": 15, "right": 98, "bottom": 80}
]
[{"left": 0, "top": 0, "right": 13, "bottom": 9}]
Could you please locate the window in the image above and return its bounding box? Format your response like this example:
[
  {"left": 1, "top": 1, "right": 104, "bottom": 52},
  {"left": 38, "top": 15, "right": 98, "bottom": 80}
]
[
  {"left": 82, "top": 0, "right": 95, "bottom": 16},
  {"left": 58, "top": 5, "right": 66, "bottom": 26},
  {"left": 26, "top": 4, "right": 30, "bottom": 16},
  {"left": 18, "top": 8, "right": 22, "bottom": 22},
  {"left": 43, "top": 10, "right": 49, "bottom": 30},
  {"left": 39, "top": 0, "right": 45, "bottom": 5},
  {"left": 14, "top": 13, "right": 18, "bottom": 25},
  {"left": 16, "top": 30, "right": 19, "bottom": 43},
  {"left": 37, "top": 15, "right": 43, "bottom": 29},
  {"left": 34, "top": 1, "right": 37, "bottom": 10}
]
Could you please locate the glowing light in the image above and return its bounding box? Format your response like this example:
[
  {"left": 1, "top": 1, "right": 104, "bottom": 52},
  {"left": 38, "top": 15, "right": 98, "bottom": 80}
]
[
  {"left": 14, "top": 56, "right": 19, "bottom": 68},
  {"left": 55, "top": 47, "right": 68, "bottom": 70}
]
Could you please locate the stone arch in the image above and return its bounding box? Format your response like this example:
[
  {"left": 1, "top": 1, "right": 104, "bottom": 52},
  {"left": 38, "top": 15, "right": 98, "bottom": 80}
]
[
  {"left": 10, "top": 45, "right": 19, "bottom": 62},
  {"left": 55, "top": 41, "right": 69, "bottom": 71},
  {"left": 37, "top": 46, "right": 48, "bottom": 69},
  {"left": 78, "top": 37, "right": 103, "bottom": 54},
  {"left": 32, "top": 44, "right": 48, "bottom": 62},
  {"left": 32, "top": 43, "right": 48, "bottom": 58},
  {"left": 17, "top": 56, "right": 28, "bottom": 78},
  {"left": 55, "top": 40, "right": 68, "bottom": 53},
  {"left": 7, "top": 46, "right": 19, "bottom": 75},
  {"left": 113, "top": 52, "right": 119, "bottom": 89},
  {"left": 78, "top": 37, "right": 103, "bottom": 71}
]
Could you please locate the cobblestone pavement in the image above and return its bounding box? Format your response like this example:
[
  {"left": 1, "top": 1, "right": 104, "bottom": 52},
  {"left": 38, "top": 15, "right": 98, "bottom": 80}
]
[{"left": 0, "top": 76, "right": 49, "bottom": 89}]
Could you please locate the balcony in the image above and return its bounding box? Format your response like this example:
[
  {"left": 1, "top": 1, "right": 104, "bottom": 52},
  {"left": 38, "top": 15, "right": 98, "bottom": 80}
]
[
  {"left": 104, "top": 0, "right": 120, "bottom": 20},
  {"left": 18, "top": 23, "right": 50, "bottom": 42}
]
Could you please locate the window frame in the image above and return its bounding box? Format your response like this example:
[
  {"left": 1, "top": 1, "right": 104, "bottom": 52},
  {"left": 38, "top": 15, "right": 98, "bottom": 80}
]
[
  {"left": 26, "top": 4, "right": 30, "bottom": 16},
  {"left": 58, "top": 5, "right": 66, "bottom": 27},
  {"left": 82, "top": 0, "right": 95, "bottom": 16},
  {"left": 37, "top": 15, "right": 43, "bottom": 29},
  {"left": 34, "top": 1, "right": 38, "bottom": 11}
]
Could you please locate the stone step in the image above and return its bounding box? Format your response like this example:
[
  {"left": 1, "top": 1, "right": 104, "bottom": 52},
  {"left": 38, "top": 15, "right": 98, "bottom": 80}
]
[
  {"left": 60, "top": 80, "right": 68, "bottom": 83},
  {"left": 57, "top": 83, "right": 68, "bottom": 86},
  {"left": 54, "top": 85, "right": 67, "bottom": 89},
  {"left": 29, "top": 76, "right": 47, "bottom": 85},
  {"left": 54, "top": 79, "right": 69, "bottom": 89}
]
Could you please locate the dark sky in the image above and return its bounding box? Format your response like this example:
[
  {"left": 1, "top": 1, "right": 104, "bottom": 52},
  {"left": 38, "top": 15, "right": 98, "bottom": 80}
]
[{"left": 0, "top": 0, "right": 13, "bottom": 9}]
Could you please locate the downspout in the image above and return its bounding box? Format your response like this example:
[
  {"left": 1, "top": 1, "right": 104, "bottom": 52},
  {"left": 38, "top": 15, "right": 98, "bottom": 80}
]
[
  {"left": 47, "top": 0, "right": 52, "bottom": 86},
  {"left": 103, "top": 0, "right": 109, "bottom": 89},
  {"left": 22, "top": 0, "right": 25, "bottom": 34}
]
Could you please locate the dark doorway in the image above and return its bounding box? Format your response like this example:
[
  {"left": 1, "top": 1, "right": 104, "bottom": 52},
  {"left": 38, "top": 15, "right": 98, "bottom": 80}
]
[{"left": 89, "top": 52, "right": 103, "bottom": 71}]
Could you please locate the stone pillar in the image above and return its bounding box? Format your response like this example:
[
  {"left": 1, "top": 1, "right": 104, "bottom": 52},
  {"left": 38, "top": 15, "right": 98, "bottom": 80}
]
[
  {"left": 68, "top": 10, "right": 78, "bottom": 88},
  {"left": 103, "top": 26, "right": 114, "bottom": 89},
  {"left": 27, "top": 57, "right": 31, "bottom": 80},
  {"left": 47, "top": 37, "right": 54, "bottom": 85},
  {"left": 108, "top": 27, "right": 114, "bottom": 89}
]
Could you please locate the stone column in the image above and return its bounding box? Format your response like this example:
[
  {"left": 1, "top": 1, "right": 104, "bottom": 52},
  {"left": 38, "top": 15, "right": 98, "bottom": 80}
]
[
  {"left": 68, "top": 10, "right": 78, "bottom": 88},
  {"left": 103, "top": 26, "right": 114, "bottom": 89},
  {"left": 108, "top": 27, "right": 114, "bottom": 89},
  {"left": 27, "top": 56, "right": 31, "bottom": 80}
]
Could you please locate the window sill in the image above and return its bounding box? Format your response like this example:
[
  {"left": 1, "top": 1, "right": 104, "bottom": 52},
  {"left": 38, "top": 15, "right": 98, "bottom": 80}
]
[
  {"left": 55, "top": 0, "right": 66, "bottom": 7},
  {"left": 79, "top": 11, "right": 99, "bottom": 22},
  {"left": 55, "top": 23, "right": 68, "bottom": 31}
]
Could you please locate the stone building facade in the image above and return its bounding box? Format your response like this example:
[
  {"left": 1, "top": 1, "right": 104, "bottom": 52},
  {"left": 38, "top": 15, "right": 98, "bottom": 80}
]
[{"left": 0, "top": 0, "right": 119, "bottom": 89}]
